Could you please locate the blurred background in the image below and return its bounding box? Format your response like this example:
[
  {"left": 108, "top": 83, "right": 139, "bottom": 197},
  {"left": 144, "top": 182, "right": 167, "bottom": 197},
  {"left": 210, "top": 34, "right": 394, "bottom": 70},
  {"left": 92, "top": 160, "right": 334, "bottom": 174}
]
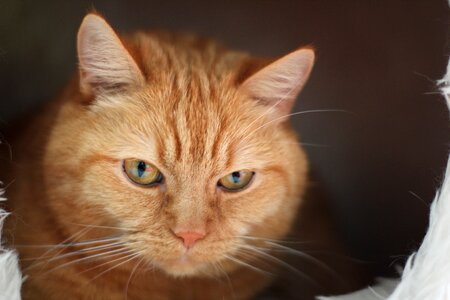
[{"left": 0, "top": 0, "right": 449, "bottom": 280}]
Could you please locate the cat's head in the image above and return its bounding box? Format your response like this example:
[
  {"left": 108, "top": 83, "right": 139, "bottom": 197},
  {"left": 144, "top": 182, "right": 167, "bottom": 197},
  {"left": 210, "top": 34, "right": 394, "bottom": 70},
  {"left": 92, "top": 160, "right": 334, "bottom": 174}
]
[{"left": 44, "top": 14, "right": 314, "bottom": 277}]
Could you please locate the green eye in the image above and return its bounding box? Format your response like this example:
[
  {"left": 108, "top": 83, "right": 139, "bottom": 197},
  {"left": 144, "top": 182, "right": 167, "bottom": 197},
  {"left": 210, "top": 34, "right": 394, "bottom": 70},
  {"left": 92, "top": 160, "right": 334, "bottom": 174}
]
[
  {"left": 123, "top": 159, "right": 163, "bottom": 186},
  {"left": 218, "top": 170, "right": 254, "bottom": 191}
]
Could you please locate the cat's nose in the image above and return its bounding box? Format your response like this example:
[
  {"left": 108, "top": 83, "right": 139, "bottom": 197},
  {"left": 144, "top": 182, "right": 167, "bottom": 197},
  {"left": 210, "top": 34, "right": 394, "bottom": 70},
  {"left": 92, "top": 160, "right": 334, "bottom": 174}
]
[{"left": 174, "top": 231, "right": 205, "bottom": 249}]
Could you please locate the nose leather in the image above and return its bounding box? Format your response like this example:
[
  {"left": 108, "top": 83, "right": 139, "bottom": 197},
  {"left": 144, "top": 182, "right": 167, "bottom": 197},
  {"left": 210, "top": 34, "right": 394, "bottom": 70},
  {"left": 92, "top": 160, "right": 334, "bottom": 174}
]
[{"left": 175, "top": 231, "right": 205, "bottom": 249}]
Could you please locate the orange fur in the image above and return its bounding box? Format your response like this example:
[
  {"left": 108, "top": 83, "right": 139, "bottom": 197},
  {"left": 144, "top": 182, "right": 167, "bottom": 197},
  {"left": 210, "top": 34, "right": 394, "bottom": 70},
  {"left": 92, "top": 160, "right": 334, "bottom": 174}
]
[{"left": 3, "top": 14, "right": 316, "bottom": 299}]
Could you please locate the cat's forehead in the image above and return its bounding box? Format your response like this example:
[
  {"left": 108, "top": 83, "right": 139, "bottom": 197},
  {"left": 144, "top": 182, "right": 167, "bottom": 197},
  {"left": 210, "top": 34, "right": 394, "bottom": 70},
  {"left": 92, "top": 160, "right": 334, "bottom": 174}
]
[
  {"left": 148, "top": 89, "right": 259, "bottom": 169},
  {"left": 95, "top": 85, "right": 265, "bottom": 173}
]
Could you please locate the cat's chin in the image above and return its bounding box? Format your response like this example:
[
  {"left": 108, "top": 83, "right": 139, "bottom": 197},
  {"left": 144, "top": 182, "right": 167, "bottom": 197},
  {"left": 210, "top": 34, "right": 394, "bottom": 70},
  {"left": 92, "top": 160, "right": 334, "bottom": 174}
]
[
  {"left": 159, "top": 261, "right": 210, "bottom": 277},
  {"left": 156, "top": 255, "right": 218, "bottom": 278}
]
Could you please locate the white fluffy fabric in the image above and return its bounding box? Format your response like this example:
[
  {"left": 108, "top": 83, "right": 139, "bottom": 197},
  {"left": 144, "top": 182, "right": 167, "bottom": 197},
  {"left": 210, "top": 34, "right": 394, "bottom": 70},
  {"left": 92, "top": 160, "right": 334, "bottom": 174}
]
[
  {"left": 0, "top": 187, "right": 22, "bottom": 300},
  {"left": 319, "top": 57, "right": 450, "bottom": 300},
  {"left": 318, "top": 278, "right": 399, "bottom": 300}
]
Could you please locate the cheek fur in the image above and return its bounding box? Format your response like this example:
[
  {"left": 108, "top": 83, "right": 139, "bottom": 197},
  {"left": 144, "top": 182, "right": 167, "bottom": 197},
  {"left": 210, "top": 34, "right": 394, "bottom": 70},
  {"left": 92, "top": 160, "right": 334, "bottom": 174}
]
[
  {"left": 80, "top": 162, "right": 165, "bottom": 226},
  {"left": 221, "top": 169, "right": 289, "bottom": 228}
]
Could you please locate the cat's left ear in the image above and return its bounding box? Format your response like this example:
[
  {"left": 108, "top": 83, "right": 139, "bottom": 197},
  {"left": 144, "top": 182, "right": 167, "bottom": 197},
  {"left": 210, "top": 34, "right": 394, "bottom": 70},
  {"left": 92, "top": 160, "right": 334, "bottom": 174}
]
[
  {"left": 77, "top": 14, "right": 145, "bottom": 97},
  {"left": 239, "top": 48, "right": 314, "bottom": 118}
]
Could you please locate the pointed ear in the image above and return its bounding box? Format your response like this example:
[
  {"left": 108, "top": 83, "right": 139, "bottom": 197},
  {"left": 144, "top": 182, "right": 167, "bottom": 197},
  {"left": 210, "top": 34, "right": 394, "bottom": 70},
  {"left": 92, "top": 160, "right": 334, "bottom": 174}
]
[
  {"left": 77, "top": 14, "right": 145, "bottom": 96},
  {"left": 239, "top": 48, "right": 314, "bottom": 118}
]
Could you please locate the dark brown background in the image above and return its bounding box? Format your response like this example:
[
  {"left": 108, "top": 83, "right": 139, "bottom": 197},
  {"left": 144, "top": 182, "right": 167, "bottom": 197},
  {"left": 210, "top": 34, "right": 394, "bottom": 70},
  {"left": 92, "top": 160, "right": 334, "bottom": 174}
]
[{"left": 1, "top": 0, "right": 449, "bottom": 278}]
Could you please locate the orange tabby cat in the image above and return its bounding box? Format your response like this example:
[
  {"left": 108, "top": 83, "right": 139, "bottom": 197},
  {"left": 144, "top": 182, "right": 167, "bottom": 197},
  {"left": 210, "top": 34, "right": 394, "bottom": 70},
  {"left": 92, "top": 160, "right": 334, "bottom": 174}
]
[{"left": 3, "top": 13, "right": 319, "bottom": 299}]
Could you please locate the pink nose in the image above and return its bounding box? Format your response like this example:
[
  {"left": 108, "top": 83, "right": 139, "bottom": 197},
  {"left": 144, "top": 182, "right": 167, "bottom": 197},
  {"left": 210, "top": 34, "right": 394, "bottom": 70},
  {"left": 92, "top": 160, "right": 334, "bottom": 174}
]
[{"left": 175, "top": 231, "right": 205, "bottom": 249}]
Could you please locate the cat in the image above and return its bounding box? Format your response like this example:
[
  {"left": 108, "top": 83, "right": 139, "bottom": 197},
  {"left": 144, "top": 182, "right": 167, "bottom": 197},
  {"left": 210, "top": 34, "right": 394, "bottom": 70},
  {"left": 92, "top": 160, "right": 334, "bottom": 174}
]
[{"left": 1, "top": 13, "right": 363, "bottom": 300}]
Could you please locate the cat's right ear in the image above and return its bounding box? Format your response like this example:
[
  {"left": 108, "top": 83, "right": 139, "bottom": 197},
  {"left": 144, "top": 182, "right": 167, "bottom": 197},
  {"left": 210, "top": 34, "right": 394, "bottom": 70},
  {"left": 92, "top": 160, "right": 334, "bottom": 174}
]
[{"left": 77, "top": 14, "right": 145, "bottom": 97}]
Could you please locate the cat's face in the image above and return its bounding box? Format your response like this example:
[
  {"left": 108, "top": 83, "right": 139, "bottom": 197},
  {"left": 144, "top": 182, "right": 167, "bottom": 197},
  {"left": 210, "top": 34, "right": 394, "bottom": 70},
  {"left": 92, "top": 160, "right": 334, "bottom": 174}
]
[{"left": 43, "top": 14, "right": 314, "bottom": 277}]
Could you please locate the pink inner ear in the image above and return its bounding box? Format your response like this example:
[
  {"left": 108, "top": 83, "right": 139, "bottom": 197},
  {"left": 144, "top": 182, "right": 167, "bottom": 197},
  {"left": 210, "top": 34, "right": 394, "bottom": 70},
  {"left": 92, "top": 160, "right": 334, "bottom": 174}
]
[
  {"left": 77, "top": 14, "right": 145, "bottom": 96},
  {"left": 240, "top": 48, "right": 315, "bottom": 116}
]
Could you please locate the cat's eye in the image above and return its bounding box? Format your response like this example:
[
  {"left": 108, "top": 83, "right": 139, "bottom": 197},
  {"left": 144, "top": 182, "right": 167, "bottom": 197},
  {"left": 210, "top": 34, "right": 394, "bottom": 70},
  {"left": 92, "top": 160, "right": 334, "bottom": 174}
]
[
  {"left": 123, "top": 159, "right": 163, "bottom": 186},
  {"left": 218, "top": 170, "right": 255, "bottom": 191}
]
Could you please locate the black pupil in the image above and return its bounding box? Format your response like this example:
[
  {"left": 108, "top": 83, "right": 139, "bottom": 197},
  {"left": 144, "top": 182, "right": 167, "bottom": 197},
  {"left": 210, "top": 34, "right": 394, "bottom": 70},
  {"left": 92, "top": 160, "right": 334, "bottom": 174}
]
[
  {"left": 231, "top": 172, "right": 241, "bottom": 183},
  {"left": 137, "top": 161, "right": 147, "bottom": 177}
]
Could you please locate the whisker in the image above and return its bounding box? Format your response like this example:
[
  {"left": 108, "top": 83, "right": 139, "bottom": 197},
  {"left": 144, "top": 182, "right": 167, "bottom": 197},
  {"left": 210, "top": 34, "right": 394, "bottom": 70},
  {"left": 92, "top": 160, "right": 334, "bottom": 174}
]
[
  {"left": 125, "top": 256, "right": 146, "bottom": 299},
  {"left": 34, "top": 247, "right": 134, "bottom": 274},
  {"left": 241, "top": 244, "right": 321, "bottom": 288},
  {"left": 22, "top": 227, "right": 92, "bottom": 272},
  {"left": 62, "top": 236, "right": 123, "bottom": 247},
  {"left": 140, "top": 263, "right": 155, "bottom": 275},
  {"left": 207, "top": 263, "right": 232, "bottom": 299},
  {"left": 15, "top": 236, "right": 122, "bottom": 249},
  {"left": 86, "top": 252, "right": 142, "bottom": 284},
  {"left": 423, "top": 91, "right": 442, "bottom": 95},
  {"left": 368, "top": 286, "right": 386, "bottom": 300},
  {"left": 23, "top": 241, "right": 126, "bottom": 262},
  {"left": 250, "top": 141, "right": 331, "bottom": 149},
  {"left": 234, "top": 248, "right": 275, "bottom": 272},
  {"left": 296, "top": 142, "right": 330, "bottom": 148},
  {"left": 74, "top": 250, "right": 138, "bottom": 276},
  {"left": 66, "top": 222, "right": 136, "bottom": 231},
  {"left": 224, "top": 254, "right": 273, "bottom": 276},
  {"left": 237, "top": 235, "right": 314, "bottom": 245},
  {"left": 208, "top": 263, "right": 222, "bottom": 281},
  {"left": 265, "top": 242, "right": 336, "bottom": 273},
  {"left": 261, "top": 241, "right": 345, "bottom": 284},
  {"left": 301, "top": 249, "right": 373, "bottom": 265},
  {"left": 239, "top": 84, "right": 299, "bottom": 137},
  {"left": 217, "top": 261, "right": 236, "bottom": 300},
  {"left": 408, "top": 190, "right": 429, "bottom": 206},
  {"left": 245, "top": 109, "right": 352, "bottom": 138}
]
